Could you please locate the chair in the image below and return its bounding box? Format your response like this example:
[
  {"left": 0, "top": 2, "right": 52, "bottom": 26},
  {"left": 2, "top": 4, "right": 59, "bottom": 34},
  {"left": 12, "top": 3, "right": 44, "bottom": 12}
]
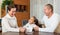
[
  {"left": 22, "top": 19, "right": 28, "bottom": 26},
  {"left": 0, "top": 19, "right": 2, "bottom": 32},
  {"left": 54, "top": 22, "right": 60, "bottom": 33}
]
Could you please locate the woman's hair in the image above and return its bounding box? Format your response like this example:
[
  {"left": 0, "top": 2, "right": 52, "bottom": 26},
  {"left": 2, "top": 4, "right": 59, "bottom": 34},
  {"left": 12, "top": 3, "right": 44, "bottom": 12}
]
[
  {"left": 33, "top": 16, "right": 42, "bottom": 28},
  {"left": 7, "top": 5, "right": 15, "bottom": 11},
  {"left": 32, "top": 16, "right": 39, "bottom": 26},
  {"left": 32, "top": 16, "right": 42, "bottom": 31}
]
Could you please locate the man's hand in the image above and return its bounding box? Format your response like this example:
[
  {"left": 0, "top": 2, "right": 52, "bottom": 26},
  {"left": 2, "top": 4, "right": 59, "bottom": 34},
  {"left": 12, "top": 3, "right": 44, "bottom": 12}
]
[
  {"left": 34, "top": 26, "right": 39, "bottom": 31},
  {"left": 19, "top": 27, "right": 26, "bottom": 32}
]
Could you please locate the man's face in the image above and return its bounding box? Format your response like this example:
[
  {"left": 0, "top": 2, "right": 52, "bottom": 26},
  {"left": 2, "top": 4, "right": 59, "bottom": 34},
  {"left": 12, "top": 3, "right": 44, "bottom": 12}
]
[
  {"left": 44, "top": 6, "right": 51, "bottom": 16},
  {"left": 9, "top": 8, "right": 16, "bottom": 17}
]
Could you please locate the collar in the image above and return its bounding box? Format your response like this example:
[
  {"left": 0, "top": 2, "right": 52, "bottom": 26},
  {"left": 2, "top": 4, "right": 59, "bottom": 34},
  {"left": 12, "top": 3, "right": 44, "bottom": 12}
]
[{"left": 6, "top": 13, "right": 15, "bottom": 19}]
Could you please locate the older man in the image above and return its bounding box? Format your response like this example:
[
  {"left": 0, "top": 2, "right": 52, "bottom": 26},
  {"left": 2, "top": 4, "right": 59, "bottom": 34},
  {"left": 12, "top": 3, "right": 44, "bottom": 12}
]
[{"left": 34, "top": 4, "right": 60, "bottom": 32}]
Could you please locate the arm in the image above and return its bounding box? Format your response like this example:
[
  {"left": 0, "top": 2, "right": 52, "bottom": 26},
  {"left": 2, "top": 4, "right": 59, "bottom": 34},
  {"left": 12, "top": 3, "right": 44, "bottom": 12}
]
[
  {"left": 39, "top": 19, "right": 59, "bottom": 32},
  {"left": 2, "top": 18, "right": 19, "bottom": 32}
]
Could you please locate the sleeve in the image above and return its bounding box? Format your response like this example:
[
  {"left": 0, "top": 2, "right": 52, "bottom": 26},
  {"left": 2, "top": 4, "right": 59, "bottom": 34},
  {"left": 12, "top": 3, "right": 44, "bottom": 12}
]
[
  {"left": 2, "top": 18, "right": 19, "bottom": 32},
  {"left": 39, "top": 18, "right": 59, "bottom": 32},
  {"left": 23, "top": 23, "right": 28, "bottom": 28},
  {"left": 33, "top": 24, "right": 37, "bottom": 28}
]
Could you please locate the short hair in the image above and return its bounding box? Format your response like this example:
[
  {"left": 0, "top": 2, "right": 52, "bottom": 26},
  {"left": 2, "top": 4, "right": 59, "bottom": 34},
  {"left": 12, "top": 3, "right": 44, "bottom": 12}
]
[
  {"left": 7, "top": 5, "right": 16, "bottom": 11},
  {"left": 45, "top": 4, "right": 53, "bottom": 12}
]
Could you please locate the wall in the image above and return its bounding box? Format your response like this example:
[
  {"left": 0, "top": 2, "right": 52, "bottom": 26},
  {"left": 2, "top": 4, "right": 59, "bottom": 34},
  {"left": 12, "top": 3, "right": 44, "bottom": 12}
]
[{"left": 54, "top": 0, "right": 60, "bottom": 15}]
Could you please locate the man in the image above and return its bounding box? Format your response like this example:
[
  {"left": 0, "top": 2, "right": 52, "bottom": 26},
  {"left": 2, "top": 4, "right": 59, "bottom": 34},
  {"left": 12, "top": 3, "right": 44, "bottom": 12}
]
[
  {"left": 34, "top": 4, "right": 60, "bottom": 32},
  {"left": 2, "top": 5, "right": 25, "bottom": 33}
]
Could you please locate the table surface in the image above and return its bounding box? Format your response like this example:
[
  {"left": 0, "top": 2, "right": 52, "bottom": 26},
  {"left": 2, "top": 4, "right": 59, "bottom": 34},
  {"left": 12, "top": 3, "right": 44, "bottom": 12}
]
[{"left": 0, "top": 32, "right": 60, "bottom": 35}]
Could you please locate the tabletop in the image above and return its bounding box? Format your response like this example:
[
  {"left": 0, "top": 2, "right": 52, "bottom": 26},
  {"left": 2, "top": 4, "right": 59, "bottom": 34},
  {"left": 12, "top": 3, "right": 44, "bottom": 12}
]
[{"left": 0, "top": 32, "right": 60, "bottom": 35}]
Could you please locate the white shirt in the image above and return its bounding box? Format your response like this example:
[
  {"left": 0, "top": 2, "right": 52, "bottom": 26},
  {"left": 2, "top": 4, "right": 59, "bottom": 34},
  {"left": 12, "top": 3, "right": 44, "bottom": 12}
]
[
  {"left": 2, "top": 14, "right": 19, "bottom": 32},
  {"left": 23, "top": 23, "right": 36, "bottom": 32},
  {"left": 39, "top": 13, "right": 60, "bottom": 32}
]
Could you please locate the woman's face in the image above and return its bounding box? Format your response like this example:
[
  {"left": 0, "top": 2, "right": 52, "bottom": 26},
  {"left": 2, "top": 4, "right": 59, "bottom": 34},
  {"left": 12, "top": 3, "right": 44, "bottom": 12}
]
[
  {"left": 9, "top": 8, "right": 16, "bottom": 17},
  {"left": 28, "top": 17, "right": 35, "bottom": 24}
]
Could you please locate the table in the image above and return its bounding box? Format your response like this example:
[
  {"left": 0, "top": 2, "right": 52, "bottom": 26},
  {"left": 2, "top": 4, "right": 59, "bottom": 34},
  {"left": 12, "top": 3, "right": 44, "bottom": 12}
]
[{"left": 0, "top": 32, "right": 60, "bottom": 35}]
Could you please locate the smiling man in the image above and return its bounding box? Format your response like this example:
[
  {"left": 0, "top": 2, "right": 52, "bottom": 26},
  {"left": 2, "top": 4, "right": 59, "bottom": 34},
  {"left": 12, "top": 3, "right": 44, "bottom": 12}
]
[{"left": 34, "top": 4, "right": 60, "bottom": 32}]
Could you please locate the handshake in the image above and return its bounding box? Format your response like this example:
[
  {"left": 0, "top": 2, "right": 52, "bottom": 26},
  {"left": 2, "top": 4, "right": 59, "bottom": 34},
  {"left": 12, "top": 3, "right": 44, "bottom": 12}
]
[
  {"left": 19, "top": 27, "right": 26, "bottom": 32},
  {"left": 19, "top": 26, "right": 39, "bottom": 32}
]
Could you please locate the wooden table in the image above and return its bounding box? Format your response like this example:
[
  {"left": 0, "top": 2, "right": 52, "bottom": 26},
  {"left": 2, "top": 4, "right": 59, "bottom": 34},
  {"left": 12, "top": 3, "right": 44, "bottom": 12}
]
[{"left": 0, "top": 32, "right": 60, "bottom": 35}]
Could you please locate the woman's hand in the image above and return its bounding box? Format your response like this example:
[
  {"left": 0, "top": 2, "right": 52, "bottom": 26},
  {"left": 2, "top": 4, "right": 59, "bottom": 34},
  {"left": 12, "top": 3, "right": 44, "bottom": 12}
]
[
  {"left": 34, "top": 26, "right": 39, "bottom": 31},
  {"left": 19, "top": 27, "right": 26, "bottom": 32}
]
